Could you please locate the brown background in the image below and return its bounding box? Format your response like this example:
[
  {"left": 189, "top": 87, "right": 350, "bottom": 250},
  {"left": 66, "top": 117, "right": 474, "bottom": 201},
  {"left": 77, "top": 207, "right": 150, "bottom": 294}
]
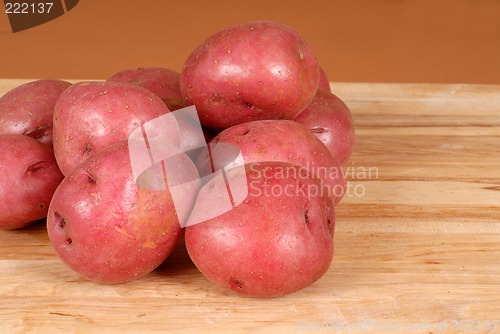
[{"left": 1, "top": 0, "right": 499, "bottom": 84}]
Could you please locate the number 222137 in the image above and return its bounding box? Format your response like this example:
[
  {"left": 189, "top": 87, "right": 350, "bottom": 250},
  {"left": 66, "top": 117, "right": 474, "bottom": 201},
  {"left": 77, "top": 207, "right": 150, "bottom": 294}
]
[{"left": 5, "top": 2, "right": 54, "bottom": 14}]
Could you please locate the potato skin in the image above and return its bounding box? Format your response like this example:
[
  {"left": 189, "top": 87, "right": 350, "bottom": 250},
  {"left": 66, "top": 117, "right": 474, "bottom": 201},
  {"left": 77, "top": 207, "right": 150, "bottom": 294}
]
[
  {"left": 185, "top": 162, "right": 335, "bottom": 297},
  {"left": 0, "top": 79, "right": 71, "bottom": 146},
  {"left": 0, "top": 134, "right": 64, "bottom": 229},
  {"left": 318, "top": 66, "right": 331, "bottom": 92},
  {"left": 180, "top": 21, "right": 320, "bottom": 130},
  {"left": 294, "top": 89, "right": 355, "bottom": 166},
  {"left": 107, "top": 67, "right": 186, "bottom": 111},
  {"left": 198, "top": 119, "right": 347, "bottom": 204},
  {"left": 46, "top": 141, "right": 198, "bottom": 284},
  {"left": 53, "top": 81, "right": 172, "bottom": 176}
]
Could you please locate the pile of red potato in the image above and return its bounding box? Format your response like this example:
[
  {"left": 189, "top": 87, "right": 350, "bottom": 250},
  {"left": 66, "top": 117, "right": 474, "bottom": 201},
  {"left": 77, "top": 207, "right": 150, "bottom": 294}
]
[{"left": 0, "top": 21, "right": 354, "bottom": 297}]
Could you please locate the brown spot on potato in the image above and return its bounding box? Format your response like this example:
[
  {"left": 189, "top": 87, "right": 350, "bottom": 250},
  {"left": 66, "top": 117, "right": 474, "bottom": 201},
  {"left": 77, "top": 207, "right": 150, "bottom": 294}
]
[
  {"left": 24, "top": 125, "right": 51, "bottom": 140},
  {"left": 228, "top": 277, "right": 243, "bottom": 290},
  {"left": 240, "top": 128, "right": 250, "bottom": 136},
  {"left": 82, "top": 143, "right": 92, "bottom": 158},
  {"left": 209, "top": 95, "right": 224, "bottom": 106},
  {"left": 114, "top": 226, "right": 135, "bottom": 240},
  {"left": 298, "top": 51, "right": 305, "bottom": 60},
  {"left": 54, "top": 211, "right": 66, "bottom": 229},
  {"left": 53, "top": 212, "right": 73, "bottom": 247},
  {"left": 143, "top": 241, "right": 157, "bottom": 249},
  {"left": 85, "top": 171, "right": 97, "bottom": 185},
  {"left": 26, "top": 161, "right": 48, "bottom": 175},
  {"left": 325, "top": 203, "right": 334, "bottom": 236},
  {"left": 310, "top": 127, "right": 328, "bottom": 134}
]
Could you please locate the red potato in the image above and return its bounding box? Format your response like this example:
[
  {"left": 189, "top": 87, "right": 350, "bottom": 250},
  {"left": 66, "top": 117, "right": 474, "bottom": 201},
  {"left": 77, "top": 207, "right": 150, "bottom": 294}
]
[
  {"left": 185, "top": 162, "right": 335, "bottom": 297},
  {"left": 107, "top": 67, "right": 186, "bottom": 111},
  {"left": 53, "top": 81, "right": 175, "bottom": 176},
  {"left": 197, "top": 120, "right": 347, "bottom": 204},
  {"left": 47, "top": 140, "right": 200, "bottom": 284},
  {"left": 293, "top": 88, "right": 355, "bottom": 165},
  {"left": 0, "top": 134, "right": 64, "bottom": 229},
  {"left": 180, "top": 21, "right": 320, "bottom": 130},
  {"left": 318, "top": 66, "right": 332, "bottom": 92},
  {"left": 0, "top": 79, "right": 71, "bottom": 146}
]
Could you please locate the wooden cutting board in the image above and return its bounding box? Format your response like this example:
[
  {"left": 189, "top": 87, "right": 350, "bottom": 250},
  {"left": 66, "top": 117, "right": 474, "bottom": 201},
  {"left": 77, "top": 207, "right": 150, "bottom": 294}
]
[{"left": 0, "top": 80, "right": 499, "bottom": 334}]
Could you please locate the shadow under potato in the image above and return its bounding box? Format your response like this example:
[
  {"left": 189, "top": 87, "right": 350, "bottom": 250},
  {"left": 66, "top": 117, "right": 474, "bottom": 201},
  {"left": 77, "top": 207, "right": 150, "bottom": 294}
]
[{"left": 154, "top": 236, "right": 198, "bottom": 277}]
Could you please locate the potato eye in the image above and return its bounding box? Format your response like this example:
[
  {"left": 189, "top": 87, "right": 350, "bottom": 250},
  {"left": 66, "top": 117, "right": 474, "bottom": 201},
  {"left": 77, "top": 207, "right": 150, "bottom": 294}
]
[{"left": 26, "top": 161, "right": 48, "bottom": 175}]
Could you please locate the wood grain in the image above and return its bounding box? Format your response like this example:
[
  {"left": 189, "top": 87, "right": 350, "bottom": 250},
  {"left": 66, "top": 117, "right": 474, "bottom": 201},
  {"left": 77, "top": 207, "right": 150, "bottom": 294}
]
[{"left": 0, "top": 80, "right": 499, "bottom": 333}]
